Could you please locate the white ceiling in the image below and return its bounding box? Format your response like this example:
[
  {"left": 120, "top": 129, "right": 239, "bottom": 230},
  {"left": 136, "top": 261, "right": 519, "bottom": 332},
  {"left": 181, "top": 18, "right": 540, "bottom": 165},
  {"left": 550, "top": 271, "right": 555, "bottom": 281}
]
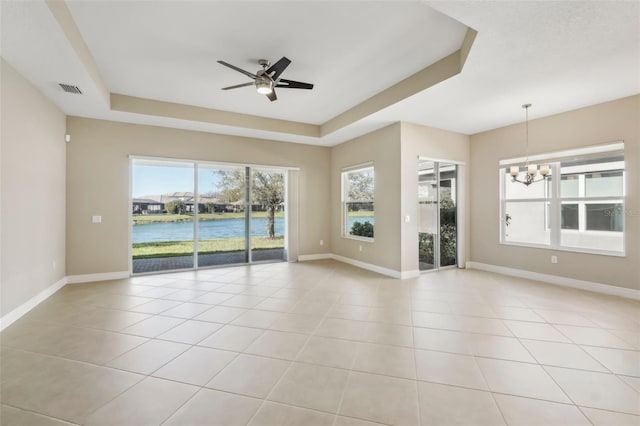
[
  {"left": 66, "top": 1, "right": 467, "bottom": 125},
  {"left": 1, "top": 1, "right": 638, "bottom": 146}
]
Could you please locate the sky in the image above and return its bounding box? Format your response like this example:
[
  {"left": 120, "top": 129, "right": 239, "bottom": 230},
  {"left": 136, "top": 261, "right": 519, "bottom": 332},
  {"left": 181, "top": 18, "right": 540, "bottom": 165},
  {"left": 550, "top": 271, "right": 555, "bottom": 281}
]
[{"left": 132, "top": 165, "right": 221, "bottom": 197}]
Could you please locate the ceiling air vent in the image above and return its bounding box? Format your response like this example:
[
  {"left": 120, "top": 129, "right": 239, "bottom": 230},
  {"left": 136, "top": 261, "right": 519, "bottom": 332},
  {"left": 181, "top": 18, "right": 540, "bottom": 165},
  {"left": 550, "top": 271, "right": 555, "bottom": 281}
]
[{"left": 59, "top": 83, "right": 82, "bottom": 94}]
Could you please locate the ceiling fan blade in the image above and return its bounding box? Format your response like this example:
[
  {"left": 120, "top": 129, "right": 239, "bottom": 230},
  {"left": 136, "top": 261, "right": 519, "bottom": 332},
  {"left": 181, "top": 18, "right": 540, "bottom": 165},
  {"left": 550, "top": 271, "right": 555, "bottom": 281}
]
[
  {"left": 221, "top": 82, "right": 255, "bottom": 90},
  {"left": 217, "top": 61, "right": 257, "bottom": 79},
  {"left": 266, "top": 57, "right": 291, "bottom": 81},
  {"left": 266, "top": 89, "right": 277, "bottom": 102},
  {"left": 276, "top": 78, "right": 314, "bottom": 90}
]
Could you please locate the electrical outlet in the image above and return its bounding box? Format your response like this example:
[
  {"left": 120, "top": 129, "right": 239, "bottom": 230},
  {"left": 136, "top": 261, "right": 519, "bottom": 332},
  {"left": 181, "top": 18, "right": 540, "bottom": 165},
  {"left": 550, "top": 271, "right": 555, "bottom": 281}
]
[
  {"left": 92, "top": 215, "right": 102, "bottom": 224},
  {"left": 551, "top": 255, "right": 558, "bottom": 264},
  {"left": 359, "top": 245, "right": 363, "bottom": 252},
  {"left": 404, "top": 215, "right": 411, "bottom": 223},
  {"left": 319, "top": 239, "right": 324, "bottom": 246}
]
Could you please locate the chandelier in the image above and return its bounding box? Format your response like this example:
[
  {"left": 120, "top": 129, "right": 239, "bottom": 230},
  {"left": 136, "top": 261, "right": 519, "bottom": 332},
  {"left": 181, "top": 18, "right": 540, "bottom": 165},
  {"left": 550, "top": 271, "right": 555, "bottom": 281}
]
[{"left": 509, "top": 103, "right": 550, "bottom": 185}]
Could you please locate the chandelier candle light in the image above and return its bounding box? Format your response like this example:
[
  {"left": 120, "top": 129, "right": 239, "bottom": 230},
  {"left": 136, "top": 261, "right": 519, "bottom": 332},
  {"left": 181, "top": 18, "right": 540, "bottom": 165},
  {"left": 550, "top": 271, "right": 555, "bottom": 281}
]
[{"left": 510, "top": 103, "right": 550, "bottom": 186}]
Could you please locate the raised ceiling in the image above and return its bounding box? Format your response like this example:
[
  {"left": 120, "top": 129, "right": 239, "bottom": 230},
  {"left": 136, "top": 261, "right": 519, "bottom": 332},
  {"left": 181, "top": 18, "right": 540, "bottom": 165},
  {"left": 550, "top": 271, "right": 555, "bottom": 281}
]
[
  {"left": 1, "top": 1, "right": 638, "bottom": 146},
  {"left": 67, "top": 1, "right": 467, "bottom": 125}
]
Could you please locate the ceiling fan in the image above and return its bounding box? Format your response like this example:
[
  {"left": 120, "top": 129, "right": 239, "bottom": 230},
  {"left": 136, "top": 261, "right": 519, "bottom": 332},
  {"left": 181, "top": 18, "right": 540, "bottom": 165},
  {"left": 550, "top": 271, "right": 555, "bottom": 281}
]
[{"left": 217, "top": 57, "right": 314, "bottom": 102}]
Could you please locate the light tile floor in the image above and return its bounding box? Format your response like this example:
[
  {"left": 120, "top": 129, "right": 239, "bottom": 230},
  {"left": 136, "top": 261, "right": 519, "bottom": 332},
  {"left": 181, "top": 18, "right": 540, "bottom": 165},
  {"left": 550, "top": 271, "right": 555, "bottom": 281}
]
[{"left": 1, "top": 260, "right": 639, "bottom": 425}]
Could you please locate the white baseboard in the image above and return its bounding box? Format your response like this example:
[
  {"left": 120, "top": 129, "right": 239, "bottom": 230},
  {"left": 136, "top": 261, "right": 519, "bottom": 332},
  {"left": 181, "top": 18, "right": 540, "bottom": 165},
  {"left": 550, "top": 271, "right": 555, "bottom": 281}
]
[
  {"left": 331, "top": 254, "right": 402, "bottom": 279},
  {"left": 66, "top": 271, "right": 130, "bottom": 284},
  {"left": 297, "top": 253, "right": 333, "bottom": 262},
  {"left": 400, "top": 270, "right": 421, "bottom": 279},
  {"left": 0, "top": 276, "right": 67, "bottom": 332},
  {"left": 299, "top": 253, "right": 419, "bottom": 280},
  {"left": 467, "top": 261, "right": 640, "bottom": 300}
]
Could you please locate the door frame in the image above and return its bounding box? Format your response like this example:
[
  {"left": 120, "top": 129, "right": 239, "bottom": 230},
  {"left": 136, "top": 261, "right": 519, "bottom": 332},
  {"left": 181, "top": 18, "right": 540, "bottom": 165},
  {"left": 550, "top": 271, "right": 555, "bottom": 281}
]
[
  {"left": 417, "top": 156, "right": 466, "bottom": 272},
  {"left": 128, "top": 155, "right": 299, "bottom": 276}
]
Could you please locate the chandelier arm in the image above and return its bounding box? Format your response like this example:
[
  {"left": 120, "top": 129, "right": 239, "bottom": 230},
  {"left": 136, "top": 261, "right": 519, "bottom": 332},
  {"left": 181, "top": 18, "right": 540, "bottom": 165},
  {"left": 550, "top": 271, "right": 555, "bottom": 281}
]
[{"left": 510, "top": 173, "right": 548, "bottom": 186}]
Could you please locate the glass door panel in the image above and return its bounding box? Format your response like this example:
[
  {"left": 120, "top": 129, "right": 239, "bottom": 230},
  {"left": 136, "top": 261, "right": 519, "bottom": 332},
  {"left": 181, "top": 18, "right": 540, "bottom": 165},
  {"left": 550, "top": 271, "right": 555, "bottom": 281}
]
[
  {"left": 250, "top": 168, "right": 286, "bottom": 262},
  {"left": 197, "top": 165, "right": 247, "bottom": 267},
  {"left": 418, "top": 161, "right": 438, "bottom": 271},
  {"left": 418, "top": 159, "right": 459, "bottom": 271},
  {"left": 439, "top": 163, "right": 458, "bottom": 267},
  {"left": 132, "top": 159, "right": 288, "bottom": 274},
  {"left": 131, "top": 160, "right": 194, "bottom": 273}
]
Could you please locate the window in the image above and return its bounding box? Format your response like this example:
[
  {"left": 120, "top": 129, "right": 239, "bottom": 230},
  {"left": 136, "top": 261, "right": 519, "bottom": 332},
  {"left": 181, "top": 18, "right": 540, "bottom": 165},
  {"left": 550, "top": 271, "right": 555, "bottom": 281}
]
[
  {"left": 500, "top": 146, "right": 625, "bottom": 256},
  {"left": 342, "top": 164, "right": 374, "bottom": 240}
]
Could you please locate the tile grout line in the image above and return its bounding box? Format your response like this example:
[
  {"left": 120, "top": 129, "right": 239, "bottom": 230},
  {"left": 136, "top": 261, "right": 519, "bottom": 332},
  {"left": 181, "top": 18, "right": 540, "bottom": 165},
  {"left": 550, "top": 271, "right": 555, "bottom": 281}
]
[
  {"left": 157, "top": 264, "right": 308, "bottom": 424},
  {"left": 410, "top": 295, "right": 424, "bottom": 426},
  {"left": 4, "top": 264, "right": 639, "bottom": 424},
  {"left": 242, "top": 274, "right": 337, "bottom": 426},
  {"left": 0, "top": 402, "right": 82, "bottom": 426},
  {"left": 330, "top": 277, "right": 387, "bottom": 426}
]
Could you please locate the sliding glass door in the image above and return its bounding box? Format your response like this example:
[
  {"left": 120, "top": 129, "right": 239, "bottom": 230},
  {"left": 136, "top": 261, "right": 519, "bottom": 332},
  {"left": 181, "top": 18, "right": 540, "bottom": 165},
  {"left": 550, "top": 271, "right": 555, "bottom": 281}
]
[
  {"left": 418, "top": 159, "right": 458, "bottom": 271},
  {"left": 131, "top": 160, "right": 195, "bottom": 273},
  {"left": 197, "top": 165, "right": 248, "bottom": 267},
  {"left": 250, "top": 168, "right": 286, "bottom": 262},
  {"left": 438, "top": 163, "right": 458, "bottom": 268},
  {"left": 418, "top": 161, "right": 438, "bottom": 271},
  {"left": 131, "top": 158, "right": 287, "bottom": 274}
]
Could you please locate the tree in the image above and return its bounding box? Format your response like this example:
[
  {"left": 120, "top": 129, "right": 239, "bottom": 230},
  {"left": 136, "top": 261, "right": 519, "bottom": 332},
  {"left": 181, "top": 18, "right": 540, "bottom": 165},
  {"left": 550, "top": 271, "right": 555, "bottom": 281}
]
[
  {"left": 165, "top": 200, "right": 186, "bottom": 214},
  {"left": 217, "top": 170, "right": 245, "bottom": 204},
  {"left": 347, "top": 169, "right": 374, "bottom": 209},
  {"left": 216, "top": 169, "right": 284, "bottom": 238},
  {"left": 418, "top": 197, "right": 457, "bottom": 267},
  {"left": 254, "top": 171, "right": 284, "bottom": 238},
  {"left": 350, "top": 221, "right": 374, "bottom": 238}
]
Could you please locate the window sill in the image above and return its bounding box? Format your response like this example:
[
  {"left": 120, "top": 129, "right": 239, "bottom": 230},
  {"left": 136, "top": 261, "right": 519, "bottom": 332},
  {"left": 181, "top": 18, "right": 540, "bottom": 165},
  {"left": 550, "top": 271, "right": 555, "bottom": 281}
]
[
  {"left": 499, "top": 241, "right": 625, "bottom": 257},
  {"left": 343, "top": 235, "right": 375, "bottom": 243}
]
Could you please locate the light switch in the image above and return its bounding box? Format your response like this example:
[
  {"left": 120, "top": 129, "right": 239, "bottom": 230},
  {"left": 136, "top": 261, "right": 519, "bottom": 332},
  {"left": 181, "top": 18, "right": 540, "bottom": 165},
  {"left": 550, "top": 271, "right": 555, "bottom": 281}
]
[
  {"left": 92, "top": 215, "right": 102, "bottom": 224},
  {"left": 404, "top": 215, "right": 411, "bottom": 223}
]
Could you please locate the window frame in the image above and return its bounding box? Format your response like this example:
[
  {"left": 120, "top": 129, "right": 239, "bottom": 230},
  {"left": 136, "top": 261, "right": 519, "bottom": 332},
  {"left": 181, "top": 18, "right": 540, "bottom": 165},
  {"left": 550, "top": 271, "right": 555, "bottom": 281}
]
[
  {"left": 499, "top": 147, "right": 625, "bottom": 257},
  {"left": 341, "top": 163, "right": 375, "bottom": 242}
]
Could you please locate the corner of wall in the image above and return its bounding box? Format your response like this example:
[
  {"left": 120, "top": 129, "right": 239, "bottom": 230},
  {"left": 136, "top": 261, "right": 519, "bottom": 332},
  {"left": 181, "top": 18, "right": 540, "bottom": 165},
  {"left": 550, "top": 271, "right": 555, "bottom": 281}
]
[{"left": 1, "top": 59, "right": 67, "bottom": 319}]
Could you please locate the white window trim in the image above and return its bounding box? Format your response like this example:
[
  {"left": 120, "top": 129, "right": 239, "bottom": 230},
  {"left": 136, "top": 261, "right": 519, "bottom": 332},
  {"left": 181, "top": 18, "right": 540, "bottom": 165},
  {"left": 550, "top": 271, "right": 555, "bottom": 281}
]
[
  {"left": 499, "top": 149, "right": 626, "bottom": 257},
  {"left": 341, "top": 163, "right": 375, "bottom": 242},
  {"left": 499, "top": 142, "right": 624, "bottom": 166}
]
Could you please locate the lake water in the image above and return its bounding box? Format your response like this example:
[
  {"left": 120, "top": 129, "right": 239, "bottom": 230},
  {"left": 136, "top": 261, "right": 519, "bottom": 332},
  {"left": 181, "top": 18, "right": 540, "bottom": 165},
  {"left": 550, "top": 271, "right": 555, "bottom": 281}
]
[{"left": 132, "top": 216, "right": 374, "bottom": 243}]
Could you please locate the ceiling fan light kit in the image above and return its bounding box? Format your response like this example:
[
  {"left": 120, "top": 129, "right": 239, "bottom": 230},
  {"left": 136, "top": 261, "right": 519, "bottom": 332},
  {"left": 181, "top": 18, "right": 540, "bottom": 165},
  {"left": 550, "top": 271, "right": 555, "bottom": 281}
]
[
  {"left": 255, "top": 78, "right": 273, "bottom": 94},
  {"left": 218, "top": 56, "right": 314, "bottom": 102}
]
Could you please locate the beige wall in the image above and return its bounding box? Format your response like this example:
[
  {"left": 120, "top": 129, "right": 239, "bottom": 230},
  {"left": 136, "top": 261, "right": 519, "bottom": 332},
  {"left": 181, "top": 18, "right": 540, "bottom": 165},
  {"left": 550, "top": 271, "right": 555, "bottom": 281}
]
[
  {"left": 470, "top": 95, "right": 640, "bottom": 290},
  {"left": 400, "top": 122, "right": 470, "bottom": 272},
  {"left": 330, "top": 123, "right": 402, "bottom": 272},
  {"left": 65, "top": 117, "right": 330, "bottom": 275},
  {"left": 0, "top": 59, "right": 66, "bottom": 317}
]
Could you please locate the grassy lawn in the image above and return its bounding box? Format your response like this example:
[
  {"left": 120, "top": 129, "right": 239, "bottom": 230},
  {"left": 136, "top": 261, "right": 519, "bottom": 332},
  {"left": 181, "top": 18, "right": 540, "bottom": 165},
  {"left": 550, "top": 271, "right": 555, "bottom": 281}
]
[
  {"left": 347, "top": 211, "right": 374, "bottom": 218},
  {"left": 133, "top": 211, "right": 285, "bottom": 224},
  {"left": 133, "top": 236, "right": 284, "bottom": 259}
]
